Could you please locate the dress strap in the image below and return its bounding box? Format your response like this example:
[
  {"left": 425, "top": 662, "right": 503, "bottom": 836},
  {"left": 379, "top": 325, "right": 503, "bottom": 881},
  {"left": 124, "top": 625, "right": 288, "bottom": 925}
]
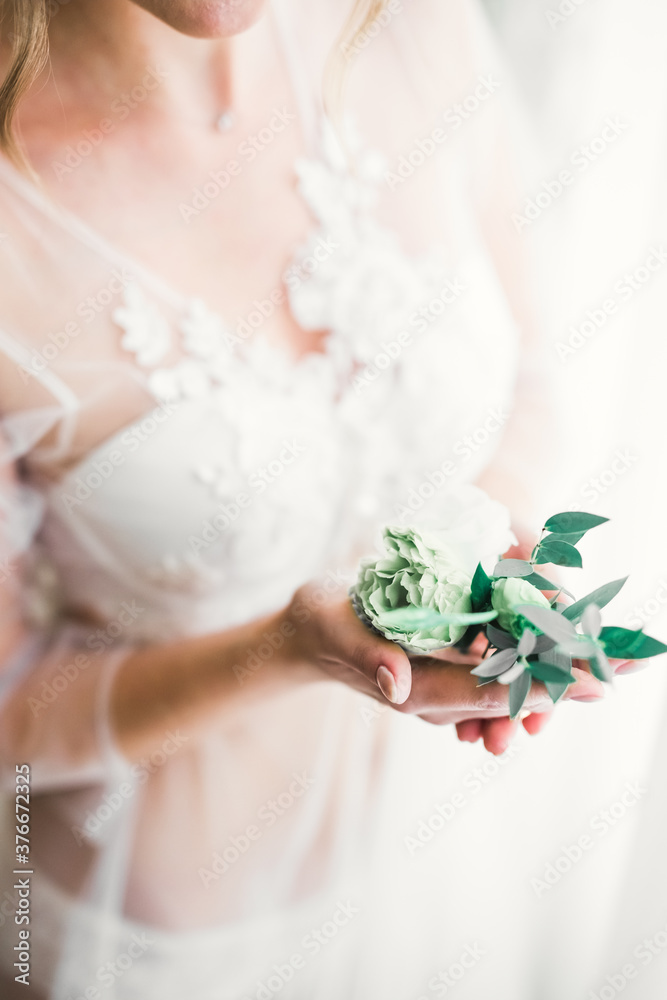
[
  {"left": 0, "top": 325, "right": 80, "bottom": 463},
  {"left": 0, "top": 156, "right": 185, "bottom": 311}
]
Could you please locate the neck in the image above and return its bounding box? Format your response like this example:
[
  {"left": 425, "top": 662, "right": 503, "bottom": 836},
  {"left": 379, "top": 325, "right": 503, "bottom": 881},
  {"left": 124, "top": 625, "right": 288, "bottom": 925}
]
[{"left": 32, "top": 0, "right": 273, "bottom": 130}]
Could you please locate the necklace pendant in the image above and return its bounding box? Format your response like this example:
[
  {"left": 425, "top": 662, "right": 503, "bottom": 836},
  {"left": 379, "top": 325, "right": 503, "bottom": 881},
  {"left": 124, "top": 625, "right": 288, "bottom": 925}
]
[{"left": 216, "top": 111, "right": 235, "bottom": 133}]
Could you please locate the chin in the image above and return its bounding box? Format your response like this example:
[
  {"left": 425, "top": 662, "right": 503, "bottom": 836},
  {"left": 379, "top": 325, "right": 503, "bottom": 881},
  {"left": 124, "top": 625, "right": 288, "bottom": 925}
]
[{"left": 130, "top": 0, "right": 268, "bottom": 38}]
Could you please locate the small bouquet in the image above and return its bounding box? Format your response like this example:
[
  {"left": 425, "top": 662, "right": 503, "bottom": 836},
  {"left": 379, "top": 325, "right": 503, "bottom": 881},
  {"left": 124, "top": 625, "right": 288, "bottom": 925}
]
[{"left": 350, "top": 488, "right": 667, "bottom": 718}]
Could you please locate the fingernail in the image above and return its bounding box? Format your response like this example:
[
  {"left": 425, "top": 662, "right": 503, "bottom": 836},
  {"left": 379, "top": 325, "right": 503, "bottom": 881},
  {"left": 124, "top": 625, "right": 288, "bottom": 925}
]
[
  {"left": 615, "top": 660, "right": 648, "bottom": 675},
  {"left": 376, "top": 665, "right": 398, "bottom": 703},
  {"left": 570, "top": 694, "right": 604, "bottom": 703}
]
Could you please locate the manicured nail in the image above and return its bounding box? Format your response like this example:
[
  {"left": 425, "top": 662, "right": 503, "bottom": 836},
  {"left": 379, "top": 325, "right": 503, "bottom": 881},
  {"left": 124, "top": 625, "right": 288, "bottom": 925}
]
[
  {"left": 570, "top": 694, "right": 604, "bottom": 703},
  {"left": 376, "top": 665, "right": 398, "bottom": 703},
  {"left": 615, "top": 660, "right": 648, "bottom": 675}
]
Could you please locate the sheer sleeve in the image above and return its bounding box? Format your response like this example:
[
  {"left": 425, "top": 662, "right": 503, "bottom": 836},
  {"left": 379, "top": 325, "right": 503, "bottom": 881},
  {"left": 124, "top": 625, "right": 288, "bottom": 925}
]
[
  {"left": 0, "top": 419, "right": 135, "bottom": 793},
  {"left": 450, "top": 0, "right": 560, "bottom": 532}
]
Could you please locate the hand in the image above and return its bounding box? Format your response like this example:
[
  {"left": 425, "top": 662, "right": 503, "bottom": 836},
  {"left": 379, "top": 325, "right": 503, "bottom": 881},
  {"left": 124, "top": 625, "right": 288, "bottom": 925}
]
[
  {"left": 284, "top": 585, "right": 605, "bottom": 731},
  {"left": 456, "top": 650, "right": 637, "bottom": 755}
]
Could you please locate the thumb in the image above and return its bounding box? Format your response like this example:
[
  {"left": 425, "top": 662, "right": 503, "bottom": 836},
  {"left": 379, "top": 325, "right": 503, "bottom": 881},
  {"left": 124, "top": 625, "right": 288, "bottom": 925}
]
[{"left": 357, "top": 635, "right": 412, "bottom": 704}]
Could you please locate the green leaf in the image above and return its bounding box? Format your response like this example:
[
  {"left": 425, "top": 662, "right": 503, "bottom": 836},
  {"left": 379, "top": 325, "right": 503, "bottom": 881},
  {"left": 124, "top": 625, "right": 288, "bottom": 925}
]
[
  {"left": 509, "top": 670, "right": 532, "bottom": 719},
  {"left": 562, "top": 578, "right": 629, "bottom": 624},
  {"left": 470, "top": 562, "right": 493, "bottom": 610},
  {"left": 598, "top": 627, "right": 667, "bottom": 660},
  {"left": 545, "top": 679, "right": 571, "bottom": 704},
  {"left": 538, "top": 650, "right": 574, "bottom": 703},
  {"left": 378, "top": 607, "right": 498, "bottom": 630},
  {"left": 547, "top": 530, "right": 587, "bottom": 545},
  {"left": 544, "top": 512, "right": 610, "bottom": 534},
  {"left": 528, "top": 660, "right": 575, "bottom": 684},
  {"left": 517, "top": 604, "right": 578, "bottom": 644},
  {"left": 534, "top": 538, "right": 583, "bottom": 568},
  {"left": 471, "top": 648, "right": 518, "bottom": 678},
  {"left": 492, "top": 559, "right": 532, "bottom": 579},
  {"left": 523, "top": 572, "right": 562, "bottom": 591},
  {"left": 487, "top": 624, "right": 518, "bottom": 650}
]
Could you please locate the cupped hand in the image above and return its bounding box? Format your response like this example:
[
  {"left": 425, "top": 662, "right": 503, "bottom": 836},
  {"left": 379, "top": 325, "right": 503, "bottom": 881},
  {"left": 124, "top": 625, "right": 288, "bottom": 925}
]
[{"left": 285, "top": 587, "right": 606, "bottom": 738}]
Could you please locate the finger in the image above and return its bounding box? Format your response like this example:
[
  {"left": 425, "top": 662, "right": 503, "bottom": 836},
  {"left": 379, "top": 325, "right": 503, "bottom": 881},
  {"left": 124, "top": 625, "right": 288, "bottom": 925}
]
[
  {"left": 613, "top": 659, "right": 647, "bottom": 675},
  {"left": 417, "top": 645, "right": 485, "bottom": 666},
  {"left": 481, "top": 717, "right": 518, "bottom": 756},
  {"left": 399, "top": 659, "right": 553, "bottom": 720},
  {"left": 562, "top": 666, "right": 606, "bottom": 703},
  {"left": 522, "top": 710, "right": 553, "bottom": 735},
  {"left": 337, "top": 600, "right": 413, "bottom": 704},
  {"left": 456, "top": 719, "right": 483, "bottom": 743}
]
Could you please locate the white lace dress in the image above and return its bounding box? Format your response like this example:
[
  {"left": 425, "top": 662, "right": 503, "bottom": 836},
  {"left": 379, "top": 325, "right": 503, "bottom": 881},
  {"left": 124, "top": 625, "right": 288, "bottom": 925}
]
[{"left": 0, "top": 1, "right": 548, "bottom": 997}]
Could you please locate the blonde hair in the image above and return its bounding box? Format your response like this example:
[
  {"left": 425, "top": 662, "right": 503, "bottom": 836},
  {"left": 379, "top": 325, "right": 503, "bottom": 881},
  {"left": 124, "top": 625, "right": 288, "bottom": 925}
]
[
  {"left": 0, "top": 0, "right": 389, "bottom": 172},
  {"left": 0, "top": 0, "right": 49, "bottom": 170}
]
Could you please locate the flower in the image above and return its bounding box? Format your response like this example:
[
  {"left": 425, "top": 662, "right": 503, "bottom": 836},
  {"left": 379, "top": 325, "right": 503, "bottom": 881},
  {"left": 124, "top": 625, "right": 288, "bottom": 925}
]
[
  {"left": 491, "top": 577, "right": 551, "bottom": 640},
  {"left": 351, "top": 524, "right": 474, "bottom": 652},
  {"left": 412, "top": 485, "right": 517, "bottom": 575}
]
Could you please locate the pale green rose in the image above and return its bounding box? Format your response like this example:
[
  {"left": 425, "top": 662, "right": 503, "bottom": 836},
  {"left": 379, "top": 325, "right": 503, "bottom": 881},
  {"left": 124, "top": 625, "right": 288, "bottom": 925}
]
[
  {"left": 351, "top": 525, "right": 473, "bottom": 652},
  {"left": 491, "top": 577, "right": 551, "bottom": 639}
]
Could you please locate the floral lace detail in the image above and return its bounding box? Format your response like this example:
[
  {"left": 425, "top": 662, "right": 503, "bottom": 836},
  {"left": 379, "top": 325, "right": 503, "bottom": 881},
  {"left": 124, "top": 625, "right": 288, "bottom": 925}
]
[
  {"left": 111, "top": 120, "right": 451, "bottom": 409},
  {"left": 112, "top": 283, "right": 172, "bottom": 367}
]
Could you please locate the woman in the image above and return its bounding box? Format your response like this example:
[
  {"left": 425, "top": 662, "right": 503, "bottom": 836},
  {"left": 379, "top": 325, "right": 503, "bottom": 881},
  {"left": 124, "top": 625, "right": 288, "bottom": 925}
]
[{"left": 0, "top": 1, "right": 606, "bottom": 997}]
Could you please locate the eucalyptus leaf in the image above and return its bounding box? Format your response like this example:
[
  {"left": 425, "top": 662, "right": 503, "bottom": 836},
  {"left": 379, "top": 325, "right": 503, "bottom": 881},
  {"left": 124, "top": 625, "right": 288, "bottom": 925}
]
[
  {"left": 523, "top": 572, "right": 572, "bottom": 595},
  {"left": 547, "top": 530, "right": 587, "bottom": 545},
  {"left": 509, "top": 669, "right": 532, "bottom": 719},
  {"left": 518, "top": 630, "right": 537, "bottom": 656},
  {"left": 589, "top": 647, "right": 613, "bottom": 682},
  {"left": 581, "top": 603, "right": 602, "bottom": 639},
  {"left": 534, "top": 538, "right": 583, "bottom": 568},
  {"left": 487, "top": 624, "right": 518, "bottom": 650},
  {"left": 528, "top": 660, "right": 575, "bottom": 684},
  {"left": 517, "top": 604, "right": 578, "bottom": 644},
  {"left": 544, "top": 512, "right": 610, "bottom": 534},
  {"left": 545, "top": 679, "right": 571, "bottom": 704},
  {"left": 561, "top": 577, "right": 628, "bottom": 623},
  {"left": 498, "top": 658, "right": 527, "bottom": 686},
  {"left": 492, "top": 559, "right": 532, "bottom": 579},
  {"left": 539, "top": 650, "right": 573, "bottom": 703},
  {"left": 471, "top": 647, "right": 518, "bottom": 678},
  {"left": 598, "top": 627, "right": 667, "bottom": 660}
]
